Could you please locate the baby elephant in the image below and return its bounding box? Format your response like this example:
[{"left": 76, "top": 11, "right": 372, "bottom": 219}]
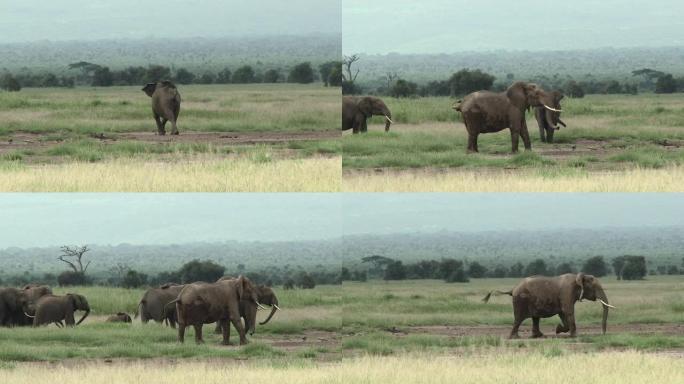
[
  {"left": 142, "top": 80, "right": 181, "bottom": 135},
  {"left": 106, "top": 312, "right": 132, "bottom": 323},
  {"left": 483, "top": 273, "right": 615, "bottom": 338},
  {"left": 29, "top": 293, "right": 90, "bottom": 327}
]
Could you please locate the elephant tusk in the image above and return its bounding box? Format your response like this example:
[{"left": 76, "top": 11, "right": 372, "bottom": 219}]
[
  {"left": 384, "top": 116, "right": 393, "bottom": 124},
  {"left": 274, "top": 304, "right": 281, "bottom": 310},
  {"left": 257, "top": 302, "right": 267, "bottom": 310},
  {"left": 543, "top": 104, "right": 562, "bottom": 113},
  {"left": 24, "top": 311, "right": 35, "bottom": 318},
  {"left": 599, "top": 299, "right": 616, "bottom": 309}
]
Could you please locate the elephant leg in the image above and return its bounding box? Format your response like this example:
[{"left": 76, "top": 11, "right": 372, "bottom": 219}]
[
  {"left": 65, "top": 313, "right": 75, "bottom": 327},
  {"left": 229, "top": 311, "right": 248, "bottom": 345},
  {"left": 546, "top": 128, "right": 554, "bottom": 143},
  {"left": 539, "top": 124, "right": 547, "bottom": 143},
  {"left": 360, "top": 119, "right": 368, "bottom": 133},
  {"left": 169, "top": 317, "right": 177, "bottom": 329},
  {"left": 567, "top": 313, "right": 577, "bottom": 337},
  {"left": 220, "top": 319, "right": 231, "bottom": 345},
  {"left": 467, "top": 132, "right": 479, "bottom": 153},
  {"left": 154, "top": 114, "right": 166, "bottom": 135},
  {"left": 510, "top": 129, "right": 520, "bottom": 153},
  {"left": 520, "top": 123, "right": 532, "bottom": 151},
  {"left": 556, "top": 312, "right": 570, "bottom": 334},
  {"left": 214, "top": 321, "right": 222, "bottom": 335},
  {"left": 193, "top": 324, "right": 204, "bottom": 344},
  {"left": 509, "top": 313, "right": 524, "bottom": 339},
  {"left": 531, "top": 317, "right": 544, "bottom": 338},
  {"left": 170, "top": 120, "right": 179, "bottom": 135},
  {"left": 178, "top": 325, "right": 186, "bottom": 343}
]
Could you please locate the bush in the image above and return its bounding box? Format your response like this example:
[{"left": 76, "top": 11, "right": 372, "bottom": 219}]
[
  {"left": 296, "top": 272, "right": 316, "bottom": 289},
  {"left": 390, "top": 79, "right": 418, "bottom": 98},
  {"left": 288, "top": 62, "right": 315, "bottom": 84},
  {"left": 468, "top": 262, "right": 487, "bottom": 278},
  {"left": 216, "top": 68, "right": 232, "bottom": 84},
  {"left": 655, "top": 74, "right": 677, "bottom": 94},
  {"left": 122, "top": 270, "right": 148, "bottom": 288},
  {"left": 1, "top": 74, "right": 22, "bottom": 91},
  {"left": 174, "top": 68, "right": 195, "bottom": 84},
  {"left": 524, "top": 259, "right": 549, "bottom": 277},
  {"left": 384, "top": 261, "right": 406, "bottom": 280},
  {"left": 57, "top": 271, "right": 89, "bottom": 286},
  {"left": 448, "top": 69, "right": 495, "bottom": 96},
  {"left": 178, "top": 259, "right": 225, "bottom": 283},
  {"left": 508, "top": 262, "right": 524, "bottom": 278},
  {"left": 555, "top": 262, "right": 575, "bottom": 275},
  {"left": 263, "top": 69, "right": 280, "bottom": 83},
  {"left": 233, "top": 65, "right": 256, "bottom": 83},
  {"left": 145, "top": 65, "right": 171, "bottom": 83},
  {"left": 582, "top": 256, "right": 608, "bottom": 277}
]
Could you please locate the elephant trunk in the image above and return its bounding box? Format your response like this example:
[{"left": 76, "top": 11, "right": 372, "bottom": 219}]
[
  {"left": 383, "top": 110, "right": 392, "bottom": 132},
  {"left": 597, "top": 287, "right": 610, "bottom": 335},
  {"left": 76, "top": 309, "right": 90, "bottom": 325},
  {"left": 259, "top": 301, "right": 279, "bottom": 325}
]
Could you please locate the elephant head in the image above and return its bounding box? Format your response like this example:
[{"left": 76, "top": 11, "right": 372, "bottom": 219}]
[
  {"left": 235, "top": 276, "right": 260, "bottom": 335},
  {"left": 575, "top": 273, "right": 614, "bottom": 334},
  {"left": 541, "top": 91, "right": 566, "bottom": 131},
  {"left": 358, "top": 96, "right": 393, "bottom": 131},
  {"left": 67, "top": 293, "right": 90, "bottom": 325},
  {"left": 142, "top": 83, "right": 157, "bottom": 97},
  {"left": 506, "top": 82, "right": 560, "bottom": 114},
  {"left": 257, "top": 285, "right": 280, "bottom": 325}
]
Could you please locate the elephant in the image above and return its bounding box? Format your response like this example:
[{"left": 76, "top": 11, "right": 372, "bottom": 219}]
[
  {"left": 135, "top": 283, "right": 184, "bottom": 328},
  {"left": 15, "top": 285, "right": 53, "bottom": 325},
  {"left": 29, "top": 293, "right": 90, "bottom": 327},
  {"left": 453, "top": 82, "right": 562, "bottom": 153},
  {"left": 0, "top": 287, "right": 30, "bottom": 326},
  {"left": 142, "top": 80, "right": 181, "bottom": 135},
  {"left": 214, "top": 277, "right": 280, "bottom": 335},
  {"left": 534, "top": 91, "right": 566, "bottom": 143},
  {"left": 483, "top": 273, "right": 615, "bottom": 339},
  {"left": 173, "top": 276, "right": 262, "bottom": 345},
  {"left": 106, "top": 312, "right": 132, "bottom": 323},
  {"left": 342, "top": 96, "right": 393, "bottom": 133}
]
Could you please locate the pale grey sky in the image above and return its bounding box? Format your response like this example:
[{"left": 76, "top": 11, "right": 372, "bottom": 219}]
[
  {"left": 0, "top": 194, "right": 342, "bottom": 248},
  {"left": 343, "top": 0, "right": 684, "bottom": 54},
  {"left": 0, "top": 0, "right": 341, "bottom": 43}
]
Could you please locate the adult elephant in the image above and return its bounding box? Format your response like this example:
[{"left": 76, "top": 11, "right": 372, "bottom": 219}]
[
  {"left": 453, "top": 82, "right": 562, "bottom": 153},
  {"left": 483, "top": 273, "right": 614, "bottom": 338},
  {"left": 342, "top": 96, "right": 393, "bottom": 133},
  {"left": 173, "top": 276, "right": 262, "bottom": 345},
  {"left": 142, "top": 80, "right": 181, "bottom": 135},
  {"left": 534, "top": 90, "right": 566, "bottom": 143},
  {"left": 135, "top": 283, "right": 184, "bottom": 328},
  {"left": 15, "top": 285, "right": 53, "bottom": 325},
  {"left": 0, "top": 287, "right": 30, "bottom": 326},
  {"left": 29, "top": 293, "right": 90, "bottom": 327},
  {"left": 214, "top": 277, "right": 280, "bottom": 335}
]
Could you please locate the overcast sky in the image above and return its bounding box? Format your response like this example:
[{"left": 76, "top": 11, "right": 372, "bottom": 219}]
[
  {"left": 0, "top": 194, "right": 342, "bottom": 248},
  {"left": 0, "top": 0, "right": 341, "bottom": 43},
  {"left": 1, "top": 194, "right": 680, "bottom": 248},
  {"left": 342, "top": 194, "right": 684, "bottom": 236},
  {"left": 343, "top": 0, "right": 684, "bottom": 54}
]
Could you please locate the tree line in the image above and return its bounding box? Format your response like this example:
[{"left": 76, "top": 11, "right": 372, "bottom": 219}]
[
  {"left": 343, "top": 255, "right": 679, "bottom": 283},
  {"left": 0, "top": 61, "right": 342, "bottom": 91}
]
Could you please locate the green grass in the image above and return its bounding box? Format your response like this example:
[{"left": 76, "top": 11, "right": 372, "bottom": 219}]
[
  {"left": 580, "top": 334, "right": 684, "bottom": 351},
  {"left": 343, "top": 94, "right": 684, "bottom": 171}
]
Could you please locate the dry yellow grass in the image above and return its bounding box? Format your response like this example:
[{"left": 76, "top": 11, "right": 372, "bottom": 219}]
[
  {"left": 343, "top": 166, "right": 684, "bottom": 192},
  {"left": 1, "top": 351, "right": 681, "bottom": 383},
  {"left": 0, "top": 156, "right": 341, "bottom": 192}
]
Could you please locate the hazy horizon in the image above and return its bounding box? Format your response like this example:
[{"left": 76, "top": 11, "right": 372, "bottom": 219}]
[
  {"left": 343, "top": 0, "right": 684, "bottom": 54},
  {"left": 0, "top": 0, "right": 341, "bottom": 43}
]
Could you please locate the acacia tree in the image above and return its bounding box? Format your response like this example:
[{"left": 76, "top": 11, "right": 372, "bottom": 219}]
[
  {"left": 342, "top": 54, "right": 361, "bottom": 94},
  {"left": 58, "top": 245, "right": 92, "bottom": 274}
]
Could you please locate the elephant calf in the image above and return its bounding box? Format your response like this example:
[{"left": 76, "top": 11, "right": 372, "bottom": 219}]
[
  {"left": 483, "top": 273, "right": 614, "bottom": 338},
  {"left": 29, "top": 293, "right": 90, "bottom": 327},
  {"left": 534, "top": 90, "right": 566, "bottom": 143},
  {"left": 106, "top": 312, "right": 132, "bottom": 323},
  {"left": 142, "top": 81, "right": 181, "bottom": 135},
  {"left": 342, "top": 96, "right": 393, "bottom": 133}
]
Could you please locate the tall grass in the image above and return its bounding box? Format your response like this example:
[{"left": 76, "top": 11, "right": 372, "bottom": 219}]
[{"left": 0, "top": 156, "right": 341, "bottom": 192}]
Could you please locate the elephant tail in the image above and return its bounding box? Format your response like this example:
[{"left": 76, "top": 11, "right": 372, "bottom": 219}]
[
  {"left": 163, "top": 299, "right": 180, "bottom": 319},
  {"left": 452, "top": 99, "right": 463, "bottom": 112},
  {"left": 134, "top": 300, "right": 144, "bottom": 319},
  {"left": 482, "top": 290, "right": 513, "bottom": 303}
]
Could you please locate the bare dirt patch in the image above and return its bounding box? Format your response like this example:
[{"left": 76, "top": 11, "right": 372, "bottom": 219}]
[{"left": 401, "top": 323, "right": 684, "bottom": 338}]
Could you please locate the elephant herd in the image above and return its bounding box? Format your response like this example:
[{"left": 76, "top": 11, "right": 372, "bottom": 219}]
[
  {"left": 0, "top": 275, "right": 279, "bottom": 346},
  {"left": 342, "top": 81, "right": 567, "bottom": 153}
]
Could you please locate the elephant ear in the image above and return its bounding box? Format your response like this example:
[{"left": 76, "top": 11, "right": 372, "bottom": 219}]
[
  {"left": 357, "top": 97, "right": 373, "bottom": 117},
  {"left": 555, "top": 91, "right": 564, "bottom": 103},
  {"left": 142, "top": 83, "right": 157, "bottom": 97},
  {"left": 236, "top": 275, "right": 245, "bottom": 300},
  {"left": 575, "top": 273, "right": 586, "bottom": 301},
  {"left": 506, "top": 82, "right": 530, "bottom": 111}
]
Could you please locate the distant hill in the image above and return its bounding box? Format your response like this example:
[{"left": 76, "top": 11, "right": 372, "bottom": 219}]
[
  {"left": 351, "top": 47, "right": 684, "bottom": 88},
  {"left": 342, "top": 226, "right": 684, "bottom": 269},
  {"left": 0, "top": 34, "right": 341, "bottom": 74}
]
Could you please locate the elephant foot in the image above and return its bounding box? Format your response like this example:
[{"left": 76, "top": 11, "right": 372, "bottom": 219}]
[
  {"left": 195, "top": 339, "right": 204, "bottom": 345},
  {"left": 508, "top": 334, "right": 520, "bottom": 340},
  {"left": 157, "top": 131, "right": 166, "bottom": 136},
  {"left": 171, "top": 131, "right": 179, "bottom": 135},
  {"left": 531, "top": 332, "right": 545, "bottom": 339},
  {"left": 556, "top": 325, "right": 569, "bottom": 334}
]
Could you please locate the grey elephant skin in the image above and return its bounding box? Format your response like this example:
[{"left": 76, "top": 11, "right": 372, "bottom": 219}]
[
  {"left": 136, "top": 283, "right": 184, "bottom": 328},
  {"left": 106, "top": 312, "right": 132, "bottom": 323},
  {"left": 173, "top": 276, "right": 260, "bottom": 345},
  {"left": 342, "top": 96, "right": 393, "bottom": 133},
  {"left": 31, "top": 293, "right": 90, "bottom": 327},
  {"left": 483, "top": 273, "right": 614, "bottom": 338},
  {"left": 214, "top": 277, "right": 280, "bottom": 335},
  {"left": 0, "top": 285, "right": 52, "bottom": 326},
  {"left": 534, "top": 91, "right": 566, "bottom": 143},
  {"left": 454, "top": 82, "right": 560, "bottom": 153},
  {"left": 142, "top": 81, "right": 181, "bottom": 135}
]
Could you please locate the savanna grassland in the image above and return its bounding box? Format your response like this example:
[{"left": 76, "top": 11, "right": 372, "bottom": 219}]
[
  {"left": 2, "top": 278, "right": 684, "bottom": 383},
  {"left": 342, "top": 94, "right": 684, "bottom": 192},
  {"left": 0, "top": 84, "right": 341, "bottom": 191}
]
